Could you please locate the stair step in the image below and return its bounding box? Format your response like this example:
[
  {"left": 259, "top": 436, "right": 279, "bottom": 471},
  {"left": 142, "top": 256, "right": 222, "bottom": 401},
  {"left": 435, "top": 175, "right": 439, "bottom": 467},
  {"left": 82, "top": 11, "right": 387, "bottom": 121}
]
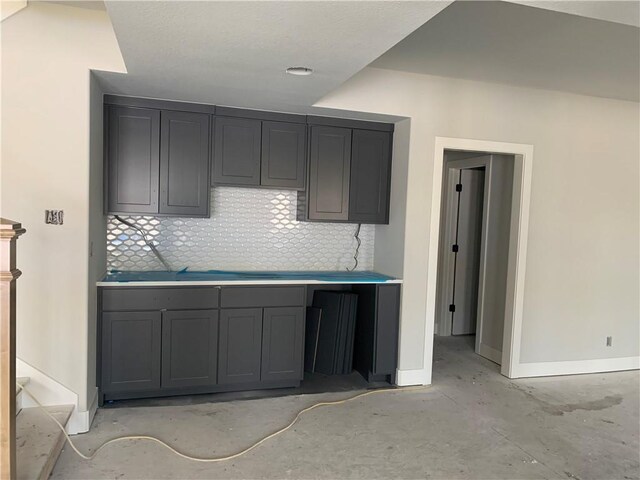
[
  {"left": 16, "top": 377, "right": 29, "bottom": 415},
  {"left": 16, "top": 404, "right": 74, "bottom": 480}
]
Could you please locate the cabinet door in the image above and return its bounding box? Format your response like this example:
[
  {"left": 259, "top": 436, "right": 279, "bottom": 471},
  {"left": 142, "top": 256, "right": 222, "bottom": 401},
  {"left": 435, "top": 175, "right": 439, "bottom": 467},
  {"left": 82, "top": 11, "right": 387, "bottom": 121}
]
[
  {"left": 159, "top": 111, "right": 210, "bottom": 216},
  {"left": 373, "top": 284, "right": 400, "bottom": 375},
  {"left": 261, "top": 307, "right": 304, "bottom": 382},
  {"left": 161, "top": 310, "right": 218, "bottom": 389},
  {"left": 107, "top": 106, "right": 160, "bottom": 214},
  {"left": 261, "top": 121, "right": 306, "bottom": 190},
  {"left": 218, "top": 308, "right": 263, "bottom": 384},
  {"left": 101, "top": 311, "right": 161, "bottom": 393},
  {"left": 307, "top": 126, "right": 352, "bottom": 221},
  {"left": 348, "top": 129, "right": 391, "bottom": 224},
  {"left": 212, "top": 117, "right": 261, "bottom": 186}
]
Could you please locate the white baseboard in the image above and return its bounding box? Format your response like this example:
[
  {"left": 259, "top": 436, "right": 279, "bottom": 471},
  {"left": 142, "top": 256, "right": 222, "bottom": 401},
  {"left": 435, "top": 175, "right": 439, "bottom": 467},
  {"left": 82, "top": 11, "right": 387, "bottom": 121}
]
[
  {"left": 66, "top": 390, "right": 97, "bottom": 434},
  {"left": 396, "top": 368, "right": 429, "bottom": 386},
  {"left": 513, "top": 356, "right": 640, "bottom": 378},
  {"left": 16, "top": 358, "right": 92, "bottom": 434},
  {"left": 478, "top": 344, "right": 502, "bottom": 365}
]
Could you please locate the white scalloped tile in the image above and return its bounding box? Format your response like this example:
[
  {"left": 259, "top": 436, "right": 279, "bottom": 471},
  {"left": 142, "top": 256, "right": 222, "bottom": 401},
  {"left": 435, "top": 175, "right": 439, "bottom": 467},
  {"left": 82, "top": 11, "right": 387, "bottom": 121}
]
[{"left": 107, "top": 187, "right": 374, "bottom": 272}]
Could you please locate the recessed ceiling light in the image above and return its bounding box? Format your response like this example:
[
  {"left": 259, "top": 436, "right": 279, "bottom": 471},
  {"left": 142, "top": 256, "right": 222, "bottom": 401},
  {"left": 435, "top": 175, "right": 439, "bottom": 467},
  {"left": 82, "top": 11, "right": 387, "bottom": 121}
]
[{"left": 286, "top": 67, "right": 313, "bottom": 76}]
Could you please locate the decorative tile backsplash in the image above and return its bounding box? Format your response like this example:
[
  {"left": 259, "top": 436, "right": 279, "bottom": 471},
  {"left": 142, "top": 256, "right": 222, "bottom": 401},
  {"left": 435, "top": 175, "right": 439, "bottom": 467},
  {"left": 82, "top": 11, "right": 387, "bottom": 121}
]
[{"left": 106, "top": 187, "right": 374, "bottom": 272}]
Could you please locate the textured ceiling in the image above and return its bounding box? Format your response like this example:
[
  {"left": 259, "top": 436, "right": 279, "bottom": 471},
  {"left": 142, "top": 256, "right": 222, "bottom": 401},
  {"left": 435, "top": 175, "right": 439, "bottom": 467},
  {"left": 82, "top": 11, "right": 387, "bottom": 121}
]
[
  {"left": 508, "top": 1, "right": 640, "bottom": 28},
  {"left": 371, "top": 1, "right": 640, "bottom": 102},
  {"left": 95, "top": 1, "right": 451, "bottom": 112}
]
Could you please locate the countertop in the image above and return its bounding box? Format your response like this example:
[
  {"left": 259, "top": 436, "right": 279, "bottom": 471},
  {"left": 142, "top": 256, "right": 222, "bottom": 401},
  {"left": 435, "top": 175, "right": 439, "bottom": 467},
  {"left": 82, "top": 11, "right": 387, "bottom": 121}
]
[{"left": 97, "top": 270, "right": 402, "bottom": 287}]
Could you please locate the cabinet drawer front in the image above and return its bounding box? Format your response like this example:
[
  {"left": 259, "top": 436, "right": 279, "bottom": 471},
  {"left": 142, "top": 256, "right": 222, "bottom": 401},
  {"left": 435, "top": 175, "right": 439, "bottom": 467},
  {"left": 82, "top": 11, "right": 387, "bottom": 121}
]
[
  {"left": 102, "top": 287, "right": 219, "bottom": 311},
  {"left": 220, "top": 286, "right": 305, "bottom": 308}
]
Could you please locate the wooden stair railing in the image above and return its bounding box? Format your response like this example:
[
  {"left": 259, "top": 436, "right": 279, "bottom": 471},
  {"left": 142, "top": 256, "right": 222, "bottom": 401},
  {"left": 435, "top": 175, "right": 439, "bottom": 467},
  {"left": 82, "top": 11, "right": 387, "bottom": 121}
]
[{"left": 0, "top": 219, "right": 25, "bottom": 480}]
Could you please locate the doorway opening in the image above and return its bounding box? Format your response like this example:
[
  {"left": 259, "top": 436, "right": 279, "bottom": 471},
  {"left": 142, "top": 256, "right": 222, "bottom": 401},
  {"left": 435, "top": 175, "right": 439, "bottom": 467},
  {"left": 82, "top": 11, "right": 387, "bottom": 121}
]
[
  {"left": 435, "top": 150, "right": 514, "bottom": 365},
  {"left": 424, "top": 137, "right": 533, "bottom": 380}
]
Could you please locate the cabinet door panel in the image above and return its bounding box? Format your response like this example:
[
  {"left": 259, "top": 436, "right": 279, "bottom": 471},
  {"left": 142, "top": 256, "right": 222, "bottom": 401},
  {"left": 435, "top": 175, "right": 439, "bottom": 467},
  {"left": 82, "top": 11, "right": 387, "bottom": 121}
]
[
  {"left": 261, "top": 122, "right": 306, "bottom": 190},
  {"left": 349, "top": 129, "right": 391, "bottom": 224},
  {"left": 373, "top": 285, "right": 400, "bottom": 375},
  {"left": 218, "top": 308, "right": 263, "bottom": 384},
  {"left": 161, "top": 310, "right": 218, "bottom": 389},
  {"left": 107, "top": 106, "right": 160, "bottom": 214},
  {"left": 307, "top": 126, "right": 351, "bottom": 221},
  {"left": 102, "top": 311, "right": 161, "bottom": 393},
  {"left": 212, "top": 117, "right": 261, "bottom": 186},
  {"left": 261, "top": 307, "right": 304, "bottom": 382},
  {"left": 160, "top": 111, "right": 210, "bottom": 216}
]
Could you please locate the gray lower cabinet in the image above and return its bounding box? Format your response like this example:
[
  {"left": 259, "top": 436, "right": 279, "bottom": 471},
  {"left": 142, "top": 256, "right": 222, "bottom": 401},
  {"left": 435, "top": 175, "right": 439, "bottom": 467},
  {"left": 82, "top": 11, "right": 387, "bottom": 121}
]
[
  {"left": 98, "top": 286, "right": 307, "bottom": 402},
  {"left": 106, "top": 106, "right": 160, "bottom": 214},
  {"left": 159, "top": 111, "right": 210, "bottom": 217},
  {"left": 101, "top": 311, "right": 161, "bottom": 393},
  {"left": 212, "top": 117, "right": 262, "bottom": 186},
  {"left": 351, "top": 284, "right": 400, "bottom": 383},
  {"left": 261, "top": 307, "right": 304, "bottom": 382},
  {"left": 218, "top": 308, "right": 263, "bottom": 384},
  {"left": 161, "top": 310, "right": 218, "bottom": 388},
  {"left": 261, "top": 121, "right": 306, "bottom": 190}
]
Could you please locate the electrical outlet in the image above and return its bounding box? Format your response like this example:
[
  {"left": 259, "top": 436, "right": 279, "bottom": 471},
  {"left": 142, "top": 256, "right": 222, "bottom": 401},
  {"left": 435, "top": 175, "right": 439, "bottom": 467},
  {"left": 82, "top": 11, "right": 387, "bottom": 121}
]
[
  {"left": 606, "top": 336, "right": 612, "bottom": 347},
  {"left": 45, "top": 210, "right": 64, "bottom": 225}
]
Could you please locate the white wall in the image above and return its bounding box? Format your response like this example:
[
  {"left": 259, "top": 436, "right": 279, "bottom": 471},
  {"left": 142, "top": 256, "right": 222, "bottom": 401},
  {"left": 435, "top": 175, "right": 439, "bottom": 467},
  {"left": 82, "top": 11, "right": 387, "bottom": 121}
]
[
  {"left": 87, "top": 73, "right": 108, "bottom": 416},
  {"left": 316, "top": 67, "right": 639, "bottom": 379},
  {"left": 1, "top": 3, "right": 125, "bottom": 431},
  {"left": 374, "top": 118, "right": 410, "bottom": 279}
]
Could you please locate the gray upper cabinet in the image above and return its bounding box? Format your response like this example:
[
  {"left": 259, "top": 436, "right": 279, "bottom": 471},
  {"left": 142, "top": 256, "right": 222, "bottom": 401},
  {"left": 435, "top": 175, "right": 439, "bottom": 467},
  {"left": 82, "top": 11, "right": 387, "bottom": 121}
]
[
  {"left": 212, "top": 117, "right": 262, "bottom": 186},
  {"left": 101, "top": 311, "right": 161, "bottom": 393},
  {"left": 161, "top": 309, "right": 218, "bottom": 389},
  {"left": 300, "top": 124, "right": 393, "bottom": 224},
  {"left": 105, "top": 102, "right": 210, "bottom": 217},
  {"left": 261, "top": 307, "right": 304, "bottom": 382},
  {"left": 307, "top": 126, "right": 352, "bottom": 221},
  {"left": 104, "top": 96, "right": 393, "bottom": 223},
  {"left": 261, "top": 122, "right": 306, "bottom": 190},
  {"left": 348, "top": 129, "right": 391, "bottom": 224},
  {"left": 106, "top": 106, "right": 160, "bottom": 214},
  {"left": 159, "top": 111, "right": 210, "bottom": 217},
  {"left": 218, "top": 308, "right": 263, "bottom": 384}
]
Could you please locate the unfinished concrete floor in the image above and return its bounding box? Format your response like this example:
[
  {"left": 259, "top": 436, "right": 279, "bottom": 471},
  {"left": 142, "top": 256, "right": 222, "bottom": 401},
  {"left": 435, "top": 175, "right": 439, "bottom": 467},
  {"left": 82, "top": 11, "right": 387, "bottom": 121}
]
[{"left": 52, "top": 336, "right": 639, "bottom": 479}]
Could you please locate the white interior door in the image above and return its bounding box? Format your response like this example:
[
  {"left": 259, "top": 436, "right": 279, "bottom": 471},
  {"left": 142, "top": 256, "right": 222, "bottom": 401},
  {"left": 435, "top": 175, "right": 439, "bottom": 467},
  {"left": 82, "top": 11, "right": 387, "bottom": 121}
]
[{"left": 451, "top": 168, "right": 485, "bottom": 335}]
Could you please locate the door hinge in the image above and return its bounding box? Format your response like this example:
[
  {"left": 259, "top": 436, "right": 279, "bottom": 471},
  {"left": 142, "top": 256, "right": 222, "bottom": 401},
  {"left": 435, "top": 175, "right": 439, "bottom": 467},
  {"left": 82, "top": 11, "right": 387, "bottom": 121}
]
[
  {"left": 455, "top": 183, "right": 463, "bottom": 192},
  {"left": 449, "top": 304, "right": 456, "bottom": 313},
  {"left": 452, "top": 244, "right": 459, "bottom": 253}
]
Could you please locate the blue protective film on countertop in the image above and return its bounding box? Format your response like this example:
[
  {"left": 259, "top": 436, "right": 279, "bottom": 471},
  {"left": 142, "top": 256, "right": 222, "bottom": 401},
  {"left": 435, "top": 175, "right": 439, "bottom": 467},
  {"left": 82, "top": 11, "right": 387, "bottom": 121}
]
[{"left": 101, "top": 269, "right": 398, "bottom": 283}]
